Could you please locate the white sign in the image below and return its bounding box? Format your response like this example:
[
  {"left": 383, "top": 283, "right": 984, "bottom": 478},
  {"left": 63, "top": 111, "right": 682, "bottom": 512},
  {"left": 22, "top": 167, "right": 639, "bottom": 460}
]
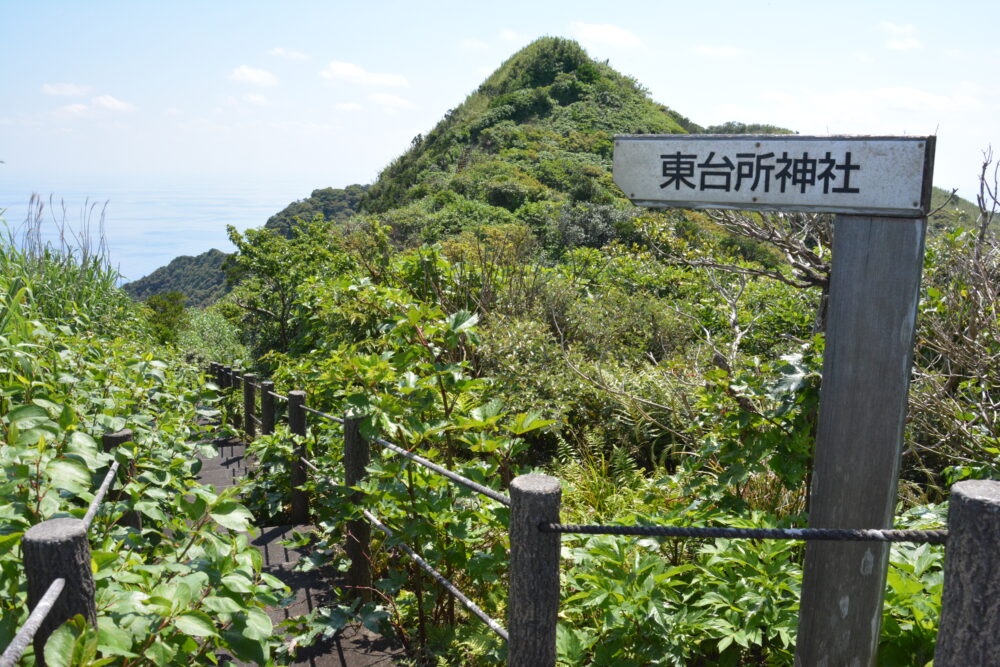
[{"left": 613, "top": 135, "right": 934, "bottom": 217}]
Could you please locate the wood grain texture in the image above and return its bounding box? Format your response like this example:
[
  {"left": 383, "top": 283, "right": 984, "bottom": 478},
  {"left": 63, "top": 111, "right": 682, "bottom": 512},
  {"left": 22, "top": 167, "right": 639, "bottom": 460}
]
[
  {"left": 243, "top": 373, "right": 257, "bottom": 438},
  {"left": 934, "top": 481, "right": 1000, "bottom": 665},
  {"left": 795, "top": 215, "right": 927, "bottom": 666},
  {"left": 23, "top": 518, "right": 96, "bottom": 666},
  {"left": 508, "top": 474, "right": 561, "bottom": 667},
  {"left": 287, "top": 391, "right": 308, "bottom": 523},
  {"left": 343, "top": 417, "right": 372, "bottom": 601},
  {"left": 260, "top": 381, "right": 275, "bottom": 435}
]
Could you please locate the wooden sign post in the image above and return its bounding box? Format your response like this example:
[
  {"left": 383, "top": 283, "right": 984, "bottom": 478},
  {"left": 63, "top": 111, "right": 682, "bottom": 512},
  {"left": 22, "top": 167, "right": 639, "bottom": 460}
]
[{"left": 614, "top": 135, "right": 935, "bottom": 666}]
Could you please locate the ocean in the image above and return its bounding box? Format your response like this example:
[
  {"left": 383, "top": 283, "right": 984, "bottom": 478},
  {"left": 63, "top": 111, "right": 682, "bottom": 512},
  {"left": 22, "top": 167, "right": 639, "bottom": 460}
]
[{"left": 0, "top": 180, "right": 314, "bottom": 284}]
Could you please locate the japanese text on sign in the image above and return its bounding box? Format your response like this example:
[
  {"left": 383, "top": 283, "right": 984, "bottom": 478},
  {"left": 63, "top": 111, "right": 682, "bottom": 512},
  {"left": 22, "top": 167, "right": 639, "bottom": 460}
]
[
  {"left": 613, "top": 136, "right": 934, "bottom": 217},
  {"left": 659, "top": 150, "right": 860, "bottom": 195}
]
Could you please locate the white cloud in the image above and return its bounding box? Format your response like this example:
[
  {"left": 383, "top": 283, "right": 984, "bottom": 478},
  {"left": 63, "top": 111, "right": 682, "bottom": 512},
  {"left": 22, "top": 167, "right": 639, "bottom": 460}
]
[
  {"left": 368, "top": 93, "right": 415, "bottom": 111},
  {"left": 320, "top": 61, "right": 408, "bottom": 87},
  {"left": 58, "top": 103, "right": 89, "bottom": 115},
  {"left": 499, "top": 29, "right": 522, "bottom": 41},
  {"left": 91, "top": 94, "right": 135, "bottom": 112},
  {"left": 41, "top": 82, "right": 91, "bottom": 96},
  {"left": 164, "top": 107, "right": 183, "bottom": 116},
  {"left": 694, "top": 45, "right": 746, "bottom": 57},
  {"left": 880, "top": 21, "right": 921, "bottom": 50},
  {"left": 461, "top": 38, "right": 490, "bottom": 50},
  {"left": 244, "top": 94, "right": 268, "bottom": 106},
  {"left": 570, "top": 22, "right": 642, "bottom": 48},
  {"left": 332, "top": 102, "right": 363, "bottom": 112},
  {"left": 269, "top": 47, "right": 308, "bottom": 60},
  {"left": 229, "top": 65, "right": 279, "bottom": 86}
]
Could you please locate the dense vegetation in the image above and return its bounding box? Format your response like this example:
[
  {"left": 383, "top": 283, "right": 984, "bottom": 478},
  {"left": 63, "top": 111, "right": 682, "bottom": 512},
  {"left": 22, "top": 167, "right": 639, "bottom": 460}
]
[
  {"left": 264, "top": 185, "right": 367, "bottom": 237},
  {"left": 214, "top": 38, "right": 999, "bottom": 665},
  {"left": 0, "top": 216, "right": 289, "bottom": 664},
  {"left": 4, "top": 35, "right": 998, "bottom": 666}
]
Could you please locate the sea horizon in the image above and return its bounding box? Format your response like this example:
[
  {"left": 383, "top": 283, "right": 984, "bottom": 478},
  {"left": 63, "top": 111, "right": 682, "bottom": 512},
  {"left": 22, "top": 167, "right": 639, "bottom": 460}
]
[{"left": 0, "top": 176, "right": 326, "bottom": 284}]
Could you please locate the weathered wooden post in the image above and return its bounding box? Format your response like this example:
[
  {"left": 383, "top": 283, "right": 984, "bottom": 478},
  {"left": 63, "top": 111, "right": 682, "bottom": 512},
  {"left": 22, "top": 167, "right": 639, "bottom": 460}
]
[
  {"left": 795, "top": 214, "right": 927, "bottom": 664},
  {"left": 102, "top": 429, "right": 140, "bottom": 530},
  {"left": 614, "top": 134, "right": 935, "bottom": 665},
  {"left": 934, "top": 480, "right": 1000, "bottom": 665},
  {"left": 260, "top": 381, "right": 275, "bottom": 436},
  {"left": 287, "top": 390, "right": 308, "bottom": 522},
  {"left": 343, "top": 416, "right": 371, "bottom": 601},
  {"left": 508, "top": 473, "right": 561, "bottom": 667},
  {"left": 222, "top": 365, "right": 232, "bottom": 390},
  {"left": 23, "top": 519, "right": 96, "bottom": 666},
  {"left": 243, "top": 373, "right": 257, "bottom": 439}
]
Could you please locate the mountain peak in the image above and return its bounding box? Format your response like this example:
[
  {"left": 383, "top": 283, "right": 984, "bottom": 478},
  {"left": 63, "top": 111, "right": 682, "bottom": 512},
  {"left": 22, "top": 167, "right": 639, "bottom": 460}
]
[{"left": 361, "top": 37, "right": 687, "bottom": 217}]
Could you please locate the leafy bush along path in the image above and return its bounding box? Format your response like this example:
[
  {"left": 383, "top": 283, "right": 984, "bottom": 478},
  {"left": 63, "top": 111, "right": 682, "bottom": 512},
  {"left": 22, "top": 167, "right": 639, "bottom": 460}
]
[{"left": 197, "top": 435, "right": 402, "bottom": 666}]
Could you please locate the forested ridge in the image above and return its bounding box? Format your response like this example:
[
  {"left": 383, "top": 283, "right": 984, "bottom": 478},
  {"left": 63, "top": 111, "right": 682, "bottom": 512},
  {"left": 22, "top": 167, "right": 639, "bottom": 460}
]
[{"left": 5, "top": 36, "right": 998, "bottom": 665}]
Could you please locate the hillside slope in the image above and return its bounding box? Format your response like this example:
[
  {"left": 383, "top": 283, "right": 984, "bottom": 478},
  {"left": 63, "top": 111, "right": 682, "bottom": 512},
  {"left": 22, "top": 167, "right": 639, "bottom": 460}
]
[
  {"left": 122, "top": 248, "right": 230, "bottom": 307},
  {"left": 358, "top": 37, "right": 691, "bottom": 248},
  {"left": 264, "top": 184, "right": 367, "bottom": 237}
]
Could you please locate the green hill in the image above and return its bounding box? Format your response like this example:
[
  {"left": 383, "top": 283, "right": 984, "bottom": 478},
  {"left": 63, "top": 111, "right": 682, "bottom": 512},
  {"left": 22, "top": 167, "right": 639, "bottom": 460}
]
[
  {"left": 264, "top": 184, "right": 367, "bottom": 237},
  {"left": 122, "top": 248, "right": 230, "bottom": 308},
  {"left": 358, "top": 37, "right": 691, "bottom": 248}
]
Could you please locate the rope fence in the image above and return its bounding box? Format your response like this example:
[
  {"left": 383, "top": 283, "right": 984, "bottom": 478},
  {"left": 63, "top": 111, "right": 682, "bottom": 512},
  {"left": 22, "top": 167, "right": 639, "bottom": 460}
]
[
  {"left": 540, "top": 523, "right": 949, "bottom": 544},
  {"left": 1, "top": 429, "right": 135, "bottom": 667},
  {"left": 374, "top": 437, "right": 512, "bottom": 507},
  {"left": 211, "top": 361, "right": 1000, "bottom": 666},
  {"left": 362, "top": 508, "right": 509, "bottom": 641},
  {"left": 0, "top": 578, "right": 65, "bottom": 667}
]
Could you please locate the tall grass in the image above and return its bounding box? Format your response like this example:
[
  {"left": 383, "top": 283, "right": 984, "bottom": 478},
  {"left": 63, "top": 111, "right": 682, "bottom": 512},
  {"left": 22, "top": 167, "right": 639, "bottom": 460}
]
[{"left": 1, "top": 193, "right": 141, "bottom": 335}]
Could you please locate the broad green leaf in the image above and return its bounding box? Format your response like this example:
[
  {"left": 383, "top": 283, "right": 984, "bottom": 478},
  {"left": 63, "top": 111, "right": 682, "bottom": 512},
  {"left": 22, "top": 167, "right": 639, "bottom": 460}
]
[
  {"left": 97, "top": 617, "right": 138, "bottom": 657},
  {"left": 446, "top": 310, "right": 478, "bottom": 333},
  {"left": 221, "top": 572, "right": 254, "bottom": 593},
  {"left": 210, "top": 501, "right": 253, "bottom": 531},
  {"left": 241, "top": 607, "right": 272, "bottom": 640},
  {"left": 203, "top": 595, "right": 244, "bottom": 613},
  {"left": 145, "top": 638, "right": 176, "bottom": 664},
  {"left": 506, "top": 411, "right": 557, "bottom": 435},
  {"left": 8, "top": 404, "right": 50, "bottom": 429},
  {"left": 46, "top": 458, "right": 91, "bottom": 494},
  {"left": 43, "top": 624, "right": 76, "bottom": 667},
  {"left": 174, "top": 610, "right": 218, "bottom": 637}
]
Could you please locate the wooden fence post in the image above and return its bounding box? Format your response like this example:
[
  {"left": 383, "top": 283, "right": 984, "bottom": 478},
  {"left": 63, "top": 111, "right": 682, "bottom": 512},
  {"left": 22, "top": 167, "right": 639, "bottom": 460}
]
[
  {"left": 243, "top": 373, "right": 257, "bottom": 439},
  {"left": 102, "top": 429, "right": 140, "bottom": 531},
  {"left": 934, "top": 480, "right": 1000, "bottom": 665},
  {"left": 260, "top": 381, "right": 275, "bottom": 436},
  {"left": 508, "top": 473, "right": 561, "bottom": 667},
  {"left": 343, "top": 416, "right": 371, "bottom": 601},
  {"left": 23, "top": 518, "right": 96, "bottom": 666},
  {"left": 795, "top": 216, "right": 927, "bottom": 666},
  {"left": 287, "top": 390, "right": 308, "bottom": 523},
  {"left": 222, "top": 366, "right": 232, "bottom": 390}
]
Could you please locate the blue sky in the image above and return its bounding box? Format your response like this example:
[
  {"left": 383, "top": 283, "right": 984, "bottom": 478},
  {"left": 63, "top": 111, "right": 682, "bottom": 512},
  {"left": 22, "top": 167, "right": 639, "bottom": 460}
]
[{"left": 3, "top": 0, "right": 999, "bottom": 201}]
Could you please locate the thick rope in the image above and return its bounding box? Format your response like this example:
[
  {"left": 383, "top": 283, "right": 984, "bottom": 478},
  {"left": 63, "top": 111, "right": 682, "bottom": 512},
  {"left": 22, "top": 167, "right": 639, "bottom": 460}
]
[
  {"left": 0, "top": 578, "right": 66, "bottom": 667},
  {"left": 82, "top": 460, "right": 121, "bottom": 531},
  {"left": 375, "top": 437, "right": 511, "bottom": 507},
  {"left": 540, "top": 523, "right": 948, "bottom": 544},
  {"left": 268, "top": 390, "right": 288, "bottom": 402},
  {"left": 363, "top": 509, "right": 509, "bottom": 641}
]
